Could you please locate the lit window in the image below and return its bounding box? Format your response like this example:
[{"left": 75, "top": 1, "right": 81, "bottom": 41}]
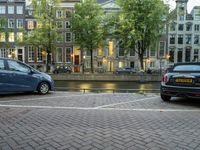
[
  {"left": 28, "top": 21, "right": 34, "bottom": 29},
  {"left": 119, "top": 61, "right": 124, "bottom": 68},
  {"left": 98, "top": 47, "right": 103, "bottom": 56},
  {"left": 0, "top": 32, "right": 5, "bottom": 42},
  {"left": 9, "top": 32, "right": 15, "bottom": 42},
  {"left": 17, "top": 32, "right": 23, "bottom": 42},
  {"left": 108, "top": 41, "right": 113, "bottom": 56}
]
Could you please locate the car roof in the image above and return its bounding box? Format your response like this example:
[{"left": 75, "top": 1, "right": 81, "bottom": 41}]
[{"left": 174, "top": 62, "right": 200, "bottom": 67}]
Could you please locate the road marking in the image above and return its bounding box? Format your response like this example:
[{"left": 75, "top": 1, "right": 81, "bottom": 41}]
[
  {"left": 0, "top": 93, "right": 115, "bottom": 103},
  {"left": 94, "top": 96, "right": 159, "bottom": 108},
  {"left": 0, "top": 104, "right": 199, "bottom": 112}
]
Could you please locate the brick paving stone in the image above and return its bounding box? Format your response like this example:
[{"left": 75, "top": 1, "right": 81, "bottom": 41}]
[{"left": 0, "top": 93, "right": 200, "bottom": 149}]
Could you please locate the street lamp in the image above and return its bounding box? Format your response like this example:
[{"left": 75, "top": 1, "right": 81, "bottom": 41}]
[{"left": 83, "top": 55, "right": 86, "bottom": 73}]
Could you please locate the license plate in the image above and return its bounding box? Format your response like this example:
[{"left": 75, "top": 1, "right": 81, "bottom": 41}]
[{"left": 175, "top": 78, "right": 193, "bottom": 83}]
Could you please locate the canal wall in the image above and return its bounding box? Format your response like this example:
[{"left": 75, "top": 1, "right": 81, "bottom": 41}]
[{"left": 51, "top": 74, "right": 162, "bottom": 82}]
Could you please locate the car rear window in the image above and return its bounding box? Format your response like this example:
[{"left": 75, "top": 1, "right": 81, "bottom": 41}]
[{"left": 173, "top": 65, "right": 200, "bottom": 71}]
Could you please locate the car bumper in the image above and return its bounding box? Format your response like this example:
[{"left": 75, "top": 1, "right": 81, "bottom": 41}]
[{"left": 161, "top": 83, "right": 200, "bottom": 98}]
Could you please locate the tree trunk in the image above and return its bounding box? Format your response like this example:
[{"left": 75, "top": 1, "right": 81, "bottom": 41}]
[
  {"left": 139, "top": 54, "right": 144, "bottom": 70},
  {"left": 90, "top": 49, "right": 93, "bottom": 73}
]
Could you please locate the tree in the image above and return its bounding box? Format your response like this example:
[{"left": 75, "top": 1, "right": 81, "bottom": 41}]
[
  {"left": 117, "top": 0, "right": 167, "bottom": 70},
  {"left": 0, "top": 17, "right": 12, "bottom": 53},
  {"left": 25, "top": 0, "right": 60, "bottom": 72},
  {"left": 70, "top": 0, "right": 103, "bottom": 73}
]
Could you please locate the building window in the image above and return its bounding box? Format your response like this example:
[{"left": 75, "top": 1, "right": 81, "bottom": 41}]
[
  {"left": 16, "top": 6, "right": 23, "bottom": 14},
  {"left": 65, "top": 21, "right": 70, "bottom": 29},
  {"left": 27, "top": 21, "right": 34, "bottom": 29},
  {"left": 37, "top": 22, "right": 42, "bottom": 28},
  {"left": 119, "top": 61, "right": 124, "bottom": 68},
  {"left": 150, "top": 49, "right": 155, "bottom": 57},
  {"left": 65, "top": 10, "right": 71, "bottom": 18},
  {"left": 97, "top": 61, "right": 102, "bottom": 68},
  {"left": 98, "top": 47, "right": 103, "bottom": 56},
  {"left": 108, "top": 41, "right": 113, "bottom": 56},
  {"left": 65, "top": 32, "right": 71, "bottom": 42},
  {"left": 170, "top": 34, "right": 175, "bottom": 44},
  {"left": 130, "top": 48, "right": 135, "bottom": 56},
  {"left": 159, "top": 42, "right": 165, "bottom": 57},
  {"left": 0, "top": 32, "right": 5, "bottom": 42},
  {"left": 179, "top": 15, "right": 184, "bottom": 21},
  {"left": 17, "top": 19, "right": 23, "bottom": 28},
  {"left": 143, "top": 50, "right": 147, "bottom": 57},
  {"left": 150, "top": 61, "right": 155, "bottom": 67},
  {"left": 8, "top": 19, "right": 15, "bottom": 28},
  {"left": 169, "top": 48, "right": 174, "bottom": 62},
  {"left": 17, "top": 32, "right": 23, "bottom": 42},
  {"left": 0, "top": 48, "right": 6, "bottom": 58},
  {"left": 28, "top": 46, "right": 35, "bottom": 62},
  {"left": 193, "top": 49, "right": 199, "bottom": 62},
  {"left": 194, "top": 25, "right": 199, "bottom": 31},
  {"left": 119, "top": 42, "right": 124, "bottom": 56},
  {"left": 65, "top": 47, "right": 71, "bottom": 62},
  {"left": 17, "top": 49, "right": 23, "bottom": 61},
  {"left": 177, "top": 48, "right": 183, "bottom": 62},
  {"left": 186, "top": 23, "right": 192, "bottom": 31},
  {"left": 194, "top": 35, "right": 199, "bottom": 44},
  {"left": 178, "top": 24, "right": 184, "bottom": 31},
  {"left": 8, "top": 32, "right": 14, "bottom": 42},
  {"left": 56, "top": 21, "right": 63, "bottom": 29},
  {"left": 56, "top": 32, "right": 63, "bottom": 43},
  {"left": 56, "top": 10, "right": 63, "bottom": 18},
  {"left": 185, "top": 48, "right": 191, "bottom": 62},
  {"left": 8, "top": 6, "right": 14, "bottom": 14},
  {"left": 178, "top": 34, "right": 183, "bottom": 44},
  {"left": 0, "top": 6, "right": 6, "bottom": 14},
  {"left": 170, "top": 22, "right": 176, "bottom": 31},
  {"left": 185, "top": 34, "right": 192, "bottom": 44},
  {"left": 56, "top": 47, "right": 63, "bottom": 62},
  {"left": 37, "top": 49, "right": 42, "bottom": 62}
]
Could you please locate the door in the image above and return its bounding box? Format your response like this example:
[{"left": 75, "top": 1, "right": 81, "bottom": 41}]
[{"left": 6, "top": 60, "right": 38, "bottom": 92}]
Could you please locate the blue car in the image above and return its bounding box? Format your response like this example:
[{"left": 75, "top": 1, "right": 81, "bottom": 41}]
[{"left": 0, "top": 58, "right": 54, "bottom": 94}]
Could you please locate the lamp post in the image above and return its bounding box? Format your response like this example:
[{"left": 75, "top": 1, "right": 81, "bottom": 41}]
[{"left": 83, "top": 55, "right": 86, "bottom": 73}]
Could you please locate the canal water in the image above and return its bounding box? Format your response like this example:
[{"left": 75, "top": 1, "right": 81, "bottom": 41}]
[{"left": 55, "top": 81, "right": 161, "bottom": 92}]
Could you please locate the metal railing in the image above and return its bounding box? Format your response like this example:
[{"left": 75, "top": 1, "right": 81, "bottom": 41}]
[{"left": 55, "top": 87, "right": 160, "bottom": 93}]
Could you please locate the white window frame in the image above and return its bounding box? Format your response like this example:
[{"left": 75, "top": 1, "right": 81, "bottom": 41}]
[
  {"left": 8, "top": 6, "right": 14, "bottom": 14},
  {"left": 0, "top": 6, "right": 6, "bottom": 14},
  {"left": 8, "top": 32, "right": 15, "bottom": 42},
  {"left": 8, "top": 19, "right": 15, "bottom": 28},
  {"left": 17, "top": 19, "right": 23, "bottom": 28},
  {"left": 0, "top": 32, "right": 5, "bottom": 42},
  {"left": 65, "top": 32, "right": 72, "bottom": 42},
  {"left": 16, "top": 6, "right": 23, "bottom": 14},
  {"left": 28, "top": 46, "right": 35, "bottom": 62}
]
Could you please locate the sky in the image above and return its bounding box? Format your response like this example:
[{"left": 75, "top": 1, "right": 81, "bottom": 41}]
[{"left": 164, "top": 0, "right": 200, "bottom": 13}]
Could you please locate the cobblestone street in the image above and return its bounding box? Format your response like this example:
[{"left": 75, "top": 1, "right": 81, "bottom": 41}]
[{"left": 0, "top": 92, "right": 200, "bottom": 150}]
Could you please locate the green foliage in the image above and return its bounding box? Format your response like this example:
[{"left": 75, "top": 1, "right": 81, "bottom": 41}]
[
  {"left": 70, "top": 0, "right": 103, "bottom": 73},
  {"left": 29, "top": 0, "right": 60, "bottom": 51},
  {"left": 117, "top": 0, "right": 168, "bottom": 69}
]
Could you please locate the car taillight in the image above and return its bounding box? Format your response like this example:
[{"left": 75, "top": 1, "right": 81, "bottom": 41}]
[{"left": 162, "top": 74, "right": 169, "bottom": 83}]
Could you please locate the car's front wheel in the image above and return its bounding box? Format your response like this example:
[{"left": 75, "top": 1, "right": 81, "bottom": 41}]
[
  {"left": 161, "top": 93, "right": 171, "bottom": 101},
  {"left": 38, "top": 82, "right": 50, "bottom": 95}
]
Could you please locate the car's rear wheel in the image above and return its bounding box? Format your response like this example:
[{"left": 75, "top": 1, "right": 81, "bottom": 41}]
[
  {"left": 38, "top": 82, "right": 49, "bottom": 95},
  {"left": 161, "top": 93, "right": 171, "bottom": 101}
]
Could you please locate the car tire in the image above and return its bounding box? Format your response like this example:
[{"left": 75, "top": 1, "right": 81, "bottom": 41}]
[
  {"left": 37, "top": 82, "right": 50, "bottom": 95},
  {"left": 160, "top": 93, "right": 171, "bottom": 101}
]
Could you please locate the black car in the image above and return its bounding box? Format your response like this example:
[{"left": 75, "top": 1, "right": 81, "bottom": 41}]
[
  {"left": 53, "top": 66, "right": 72, "bottom": 74},
  {"left": 161, "top": 62, "right": 200, "bottom": 101}
]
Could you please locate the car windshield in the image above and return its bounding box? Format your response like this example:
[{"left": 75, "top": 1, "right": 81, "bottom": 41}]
[{"left": 173, "top": 65, "right": 200, "bottom": 72}]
